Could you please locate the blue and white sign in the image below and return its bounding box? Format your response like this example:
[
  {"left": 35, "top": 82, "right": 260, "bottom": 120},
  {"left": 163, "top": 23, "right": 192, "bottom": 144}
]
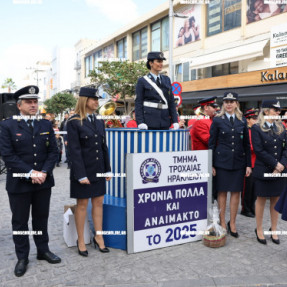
[{"left": 126, "top": 150, "right": 212, "bottom": 253}]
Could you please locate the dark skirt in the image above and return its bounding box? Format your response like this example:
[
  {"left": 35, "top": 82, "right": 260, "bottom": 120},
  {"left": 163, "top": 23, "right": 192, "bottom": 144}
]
[
  {"left": 254, "top": 178, "right": 286, "bottom": 197},
  {"left": 70, "top": 178, "right": 106, "bottom": 199},
  {"left": 275, "top": 184, "right": 287, "bottom": 220},
  {"left": 215, "top": 168, "right": 245, "bottom": 192}
]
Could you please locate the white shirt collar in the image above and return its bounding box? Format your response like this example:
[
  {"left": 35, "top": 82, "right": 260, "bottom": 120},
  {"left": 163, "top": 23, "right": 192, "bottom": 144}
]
[
  {"left": 149, "top": 72, "right": 160, "bottom": 82},
  {"left": 265, "top": 121, "right": 273, "bottom": 128},
  {"left": 225, "top": 112, "right": 235, "bottom": 120}
]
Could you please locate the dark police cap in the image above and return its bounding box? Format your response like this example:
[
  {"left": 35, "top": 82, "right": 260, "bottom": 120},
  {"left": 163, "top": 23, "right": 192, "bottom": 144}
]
[
  {"left": 14, "top": 85, "right": 40, "bottom": 100},
  {"left": 147, "top": 51, "right": 166, "bottom": 61},
  {"left": 222, "top": 92, "right": 238, "bottom": 101},
  {"left": 244, "top": 108, "right": 258, "bottom": 118},
  {"left": 261, "top": 99, "right": 281, "bottom": 109},
  {"left": 79, "top": 87, "right": 99, "bottom": 98},
  {"left": 198, "top": 96, "right": 218, "bottom": 107}
]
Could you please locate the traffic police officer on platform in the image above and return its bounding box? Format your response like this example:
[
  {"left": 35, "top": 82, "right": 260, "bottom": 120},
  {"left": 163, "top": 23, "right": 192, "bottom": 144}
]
[
  {"left": 135, "top": 51, "right": 179, "bottom": 130},
  {"left": 0, "top": 86, "right": 60, "bottom": 277}
]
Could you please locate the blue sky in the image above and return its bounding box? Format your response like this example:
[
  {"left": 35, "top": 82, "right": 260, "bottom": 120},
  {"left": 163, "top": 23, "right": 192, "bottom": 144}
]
[{"left": 0, "top": 0, "right": 167, "bottom": 89}]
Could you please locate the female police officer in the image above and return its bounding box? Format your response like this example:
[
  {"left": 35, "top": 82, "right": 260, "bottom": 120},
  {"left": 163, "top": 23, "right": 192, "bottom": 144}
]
[
  {"left": 209, "top": 92, "right": 252, "bottom": 237},
  {"left": 67, "top": 87, "right": 111, "bottom": 256},
  {"left": 251, "top": 100, "right": 287, "bottom": 245},
  {"left": 135, "top": 51, "right": 179, "bottom": 130}
]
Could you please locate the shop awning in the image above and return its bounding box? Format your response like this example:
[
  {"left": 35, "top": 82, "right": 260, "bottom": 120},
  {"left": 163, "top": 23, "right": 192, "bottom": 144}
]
[
  {"left": 182, "top": 82, "right": 287, "bottom": 104},
  {"left": 190, "top": 39, "right": 269, "bottom": 70}
]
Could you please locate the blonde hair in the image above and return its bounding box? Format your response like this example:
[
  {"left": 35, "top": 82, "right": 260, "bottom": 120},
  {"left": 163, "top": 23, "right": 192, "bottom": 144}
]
[
  {"left": 69, "top": 97, "right": 88, "bottom": 124},
  {"left": 216, "top": 101, "right": 243, "bottom": 121},
  {"left": 257, "top": 108, "right": 284, "bottom": 134}
]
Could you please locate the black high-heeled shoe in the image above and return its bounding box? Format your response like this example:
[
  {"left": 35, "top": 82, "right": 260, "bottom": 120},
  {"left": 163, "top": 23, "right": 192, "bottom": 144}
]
[
  {"left": 255, "top": 229, "right": 267, "bottom": 245},
  {"left": 269, "top": 228, "right": 280, "bottom": 244},
  {"left": 93, "top": 237, "right": 110, "bottom": 253},
  {"left": 77, "top": 240, "right": 88, "bottom": 257},
  {"left": 227, "top": 221, "right": 239, "bottom": 238}
]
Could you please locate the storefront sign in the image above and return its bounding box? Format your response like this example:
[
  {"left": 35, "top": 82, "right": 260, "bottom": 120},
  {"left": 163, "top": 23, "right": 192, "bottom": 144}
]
[
  {"left": 126, "top": 150, "right": 212, "bottom": 253},
  {"left": 270, "top": 23, "right": 287, "bottom": 68},
  {"left": 261, "top": 69, "right": 287, "bottom": 82}
]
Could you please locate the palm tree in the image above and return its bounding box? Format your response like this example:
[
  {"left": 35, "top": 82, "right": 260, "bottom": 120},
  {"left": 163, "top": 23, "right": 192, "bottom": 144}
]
[{"left": 1, "top": 78, "right": 17, "bottom": 93}]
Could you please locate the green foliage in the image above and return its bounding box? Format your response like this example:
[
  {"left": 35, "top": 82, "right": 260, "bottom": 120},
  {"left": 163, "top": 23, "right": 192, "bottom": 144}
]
[
  {"left": 1, "top": 78, "right": 17, "bottom": 92},
  {"left": 89, "top": 60, "right": 148, "bottom": 100},
  {"left": 44, "top": 92, "right": 77, "bottom": 115}
]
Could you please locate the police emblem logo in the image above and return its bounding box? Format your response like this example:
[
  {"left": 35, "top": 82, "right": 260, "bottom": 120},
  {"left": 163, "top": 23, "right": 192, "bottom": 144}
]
[
  {"left": 140, "top": 158, "right": 161, "bottom": 184},
  {"left": 227, "top": 93, "right": 234, "bottom": 98},
  {"left": 275, "top": 101, "right": 280, "bottom": 107},
  {"left": 29, "top": 87, "right": 36, "bottom": 94}
]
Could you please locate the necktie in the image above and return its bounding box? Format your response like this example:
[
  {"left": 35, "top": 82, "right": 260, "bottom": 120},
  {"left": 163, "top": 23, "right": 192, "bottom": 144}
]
[
  {"left": 230, "top": 116, "right": 234, "bottom": 125},
  {"left": 27, "top": 119, "right": 33, "bottom": 132},
  {"left": 156, "top": 76, "right": 161, "bottom": 87},
  {"left": 88, "top": 114, "right": 94, "bottom": 123},
  {"left": 270, "top": 124, "right": 274, "bottom": 132}
]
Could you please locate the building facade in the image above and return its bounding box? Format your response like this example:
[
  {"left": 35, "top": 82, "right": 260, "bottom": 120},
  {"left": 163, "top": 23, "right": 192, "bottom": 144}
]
[{"left": 80, "top": 0, "right": 287, "bottom": 110}]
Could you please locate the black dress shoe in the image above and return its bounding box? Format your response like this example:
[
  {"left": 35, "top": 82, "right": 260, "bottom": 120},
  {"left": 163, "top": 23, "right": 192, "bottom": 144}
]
[
  {"left": 93, "top": 237, "right": 110, "bottom": 253},
  {"left": 269, "top": 228, "right": 280, "bottom": 244},
  {"left": 240, "top": 210, "right": 255, "bottom": 218},
  {"left": 37, "top": 251, "right": 61, "bottom": 264},
  {"left": 227, "top": 221, "right": 239, "bottom": 238},
  {"left": 14, "top": 259, "right": 29, "bottom": 277},
  {"left": 255, "top": 229, "right": 267, "bottom": 245},
  {"left": 77, "top": 240, "right": 88, "bottom": 257}
]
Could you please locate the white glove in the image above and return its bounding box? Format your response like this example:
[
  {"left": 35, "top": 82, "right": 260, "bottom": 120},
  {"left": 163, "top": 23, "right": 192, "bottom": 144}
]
[
  {"left": 173, "top": 123, "right": 179, "bottom": 130},
  {"left": 138, "top": 123, "right": 148, "bottom": 130}
]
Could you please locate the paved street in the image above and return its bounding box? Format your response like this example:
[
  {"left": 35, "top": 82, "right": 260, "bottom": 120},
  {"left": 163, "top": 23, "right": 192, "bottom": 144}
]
[{"left": 1, "top": 163, "right": 287, "bottom": 287}]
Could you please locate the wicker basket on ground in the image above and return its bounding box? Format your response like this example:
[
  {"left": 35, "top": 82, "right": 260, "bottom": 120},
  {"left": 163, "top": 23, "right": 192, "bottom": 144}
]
[{"left": 202, "top": 228, "right": 226, "bottom": 248}]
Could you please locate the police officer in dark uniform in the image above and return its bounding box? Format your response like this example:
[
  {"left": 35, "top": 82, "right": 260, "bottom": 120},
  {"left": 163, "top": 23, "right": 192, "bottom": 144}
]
[
  {"left": 135, "top": 51, "right": 179, "bottom": 130},
  {"left": 251, "top": 100, "right": 287, "bottom": 245},
  {"left": 209, "top": 92, "right": 252, "bottom": 238},
  {"left": 0, "top": 86, "right": 60, "bottom": 277},
  {"left": 67, "top": 87, "right": 111, "bottom": 256}
]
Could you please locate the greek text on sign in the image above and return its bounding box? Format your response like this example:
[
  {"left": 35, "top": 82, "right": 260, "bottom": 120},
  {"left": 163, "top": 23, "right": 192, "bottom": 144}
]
[{"left": 126, "top": 150, "right": 212, "bottom": 253}]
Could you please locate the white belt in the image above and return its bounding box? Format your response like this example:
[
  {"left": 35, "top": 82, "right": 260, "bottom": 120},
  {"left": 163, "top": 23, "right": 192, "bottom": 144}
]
[{"left": 144, "top": 101, "right": 168, "bottom": 109}]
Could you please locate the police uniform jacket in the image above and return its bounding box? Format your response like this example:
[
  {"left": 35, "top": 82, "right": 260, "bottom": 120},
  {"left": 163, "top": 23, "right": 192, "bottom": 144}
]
[
  {"left": 251, "top": 123, "right": 287, "bottom": 180},
  {"left": 0, "top": 118, "right": 58, "bottom": 193},
  {"left": 135, "top": 74, "right": 178, "bottom": 129},
  {"left": 67, "top": 115, "right": 111, "bottom": 182},
  {"left": 191, "top": 118, "right": 212, "bottom": 150},
  {"left": 208, "top": 114, "right": 251, "bottom": 170}
]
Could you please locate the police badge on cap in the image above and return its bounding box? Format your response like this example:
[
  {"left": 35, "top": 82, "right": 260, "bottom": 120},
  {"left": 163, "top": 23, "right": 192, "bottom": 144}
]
[
  {"left": 261, "top": 100, "right": 281, "bottom": 109},
  {"left": 14, "top": 85, "right": 40, "bottom": 100},
  {"left": 79, "top": 87, "right": 100, "bottom": 98},
  {"left": 147, "top": 52, "right": 166, "bottom": 61},
  {"left": 222, "top": 92, "right": 238, "bottom": 101}
]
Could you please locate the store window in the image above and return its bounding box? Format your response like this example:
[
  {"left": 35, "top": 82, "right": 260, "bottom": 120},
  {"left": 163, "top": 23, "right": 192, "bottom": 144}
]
[
  {"left": 94, "top": 50, "right": 102, "bottom": 72},
  {"left": 103, "top": 44, "right": 114, "bottom": 59},
  {"left": 151, "top": 17, "right": 169, "bottom": 51},
  {"left": 189, "top": 62, "right": 238, "bottom": 81},
  {"left": 175, "top": 62, "right": 190, "bottom": 82},
  {"left": 132, "top": 27, "right": 148, "bottom": 61},
  {"left": 175, "top": 64, "right": 183, "bottom": 82},
  {"left": 207, "top": 0, "right": 241, "bottom": 37},
  {"left": 85, "top": 56, "right": 90, "bottom": 77},
  {"left": 117, "top": 38, "right": 127, "bottom": 60}
]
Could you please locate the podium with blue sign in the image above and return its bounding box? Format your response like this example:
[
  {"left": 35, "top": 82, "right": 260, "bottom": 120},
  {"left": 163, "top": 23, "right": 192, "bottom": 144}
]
[{"left": 87, "top": 128, "right": 190, "bottom": 250}]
